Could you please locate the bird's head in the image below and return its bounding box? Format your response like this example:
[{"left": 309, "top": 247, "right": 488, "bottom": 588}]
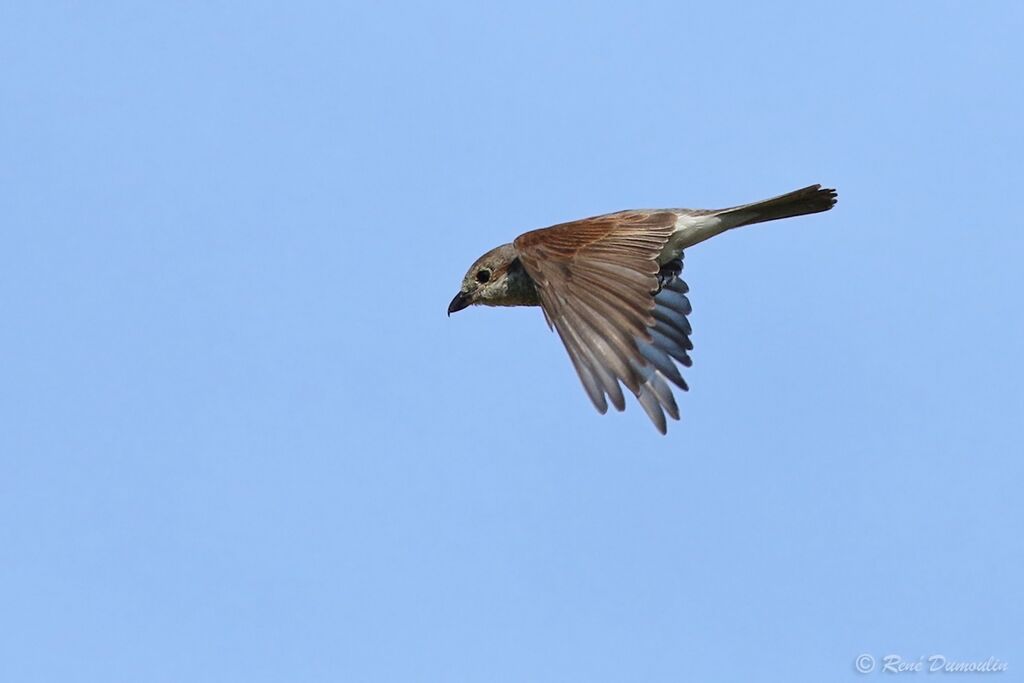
[{"left": 448, "top": 243, "right": 539, "bottom": 315}]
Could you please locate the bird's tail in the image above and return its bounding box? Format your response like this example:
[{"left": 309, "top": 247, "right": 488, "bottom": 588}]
[{"left": 717, "top": 184, "right": 838, "bottom": 228}]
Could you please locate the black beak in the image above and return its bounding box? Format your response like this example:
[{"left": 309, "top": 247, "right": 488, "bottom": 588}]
[{"left": 447, "top": 291, "right": 472, "bottom": 316}]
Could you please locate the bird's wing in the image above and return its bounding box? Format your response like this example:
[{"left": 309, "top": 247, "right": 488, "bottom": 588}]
[{"left": 513, "top": 211, "right": 693, "bottom": 433}]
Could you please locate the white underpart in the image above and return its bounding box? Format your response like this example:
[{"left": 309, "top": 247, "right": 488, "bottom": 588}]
[{"left": 659, "top": 210, "right": 758, "bottom": 264}]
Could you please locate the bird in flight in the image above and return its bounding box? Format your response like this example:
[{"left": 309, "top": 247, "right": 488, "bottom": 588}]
[{"left": 448, "top": 184, "right": 837, "bottom": 433}]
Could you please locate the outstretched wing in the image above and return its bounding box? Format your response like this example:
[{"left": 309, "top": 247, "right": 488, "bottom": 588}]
[{"left": 513, "top": 211, "right": 693, "bottom": 433}]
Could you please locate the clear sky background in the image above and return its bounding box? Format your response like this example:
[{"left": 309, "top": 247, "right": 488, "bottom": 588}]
[{"left": 2, "top": 2, "right": 1022, "bottom": 681}]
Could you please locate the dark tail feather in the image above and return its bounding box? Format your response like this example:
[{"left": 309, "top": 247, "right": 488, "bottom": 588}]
[{"left": 718, "top": 184, "right": 838, "bottom": 228}]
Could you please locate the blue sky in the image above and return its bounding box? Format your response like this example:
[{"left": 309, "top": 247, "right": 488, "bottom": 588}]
[{"left": 2, "top": 2, "right": 1022, "bottom": 681}]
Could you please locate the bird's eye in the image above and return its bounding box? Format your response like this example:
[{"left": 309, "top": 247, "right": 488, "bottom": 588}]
[{"left": 475, "top": 269, "right": 491, "bottom": 284}]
